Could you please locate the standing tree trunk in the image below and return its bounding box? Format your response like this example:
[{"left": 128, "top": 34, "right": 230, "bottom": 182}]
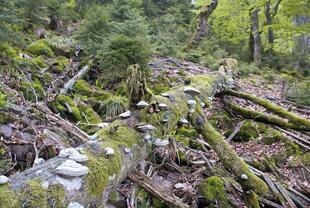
[
  {"left": 250, "top": 8, "right": 262, "bottom": 64},
  {"left": 187, "top": 0, "right": 218, "bottom": 48},
  {"left": 265, "top": 1, "right": 274, "bottom": 45},
  {"left": 49, "top": 15, "right": 60, "bottom": 31}
]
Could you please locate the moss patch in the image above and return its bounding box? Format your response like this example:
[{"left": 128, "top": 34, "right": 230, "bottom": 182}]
[
  {"left": 20, "top": 80, "right": 45, "bottom": 101},
  {"left": 199, "top": 176, "right": 228, "bottom": 205},
  {"left": 0, "top": 185, "right": 19, "bottom": 208},
  {"left": 0, "top": 91, "right": 7, "bottom": 108},
  {"left": 27, "top": 40, "right": 54, "bottom": 58},
  {"left": 21, "top": 179, "right": 48, "bottom": 208},
  {"left": 235, "top": 120, "right": 259, "bottom": 142}
]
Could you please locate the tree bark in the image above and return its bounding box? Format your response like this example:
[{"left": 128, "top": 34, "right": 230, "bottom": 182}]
[
  {"left": 250, "top": 8, "right": 262, "bottom": 64},
  {"left": 265, "top": 1, "right": 274, "bottom": 45},
  {"left": 187, "top": 0, "right": 218, "bottom": 48},
  {"left": 49, "top": 15, "right": 60, "bottom": 31}
]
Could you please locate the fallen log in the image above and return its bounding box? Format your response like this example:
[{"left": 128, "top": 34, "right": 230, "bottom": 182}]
[
  {"left": 3, "top": 68, "right": 230, "bottom": 207},
  {"left": 59, "top": 65, "right": 90, "bottom": 95},
  {"left": 222, "top": 96, "right": 307, "bottom": 131},
  {"left": 128, "top": 170, "right": 190, "bottom": 208},
  {"left": 223, "top": 89, "right": 310, "bottom": 129},
  {"left": 188, "top": 104, "right": 269, "bottom": 201}
]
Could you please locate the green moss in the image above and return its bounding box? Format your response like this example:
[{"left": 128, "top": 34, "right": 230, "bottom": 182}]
[
  {"left": 50, "top": 56, "right": 69, "bottom": 73},
  {"left": 199, "top": 176, "right": 227, "bottom": 204},
  {"left": 302, "top": 153, "right": 310, "bottom": 167},
  {"left": 244, "top": 191, "right": 260, "bottom": 208},
  {"left": 0, "top": 91, "right": 7, "bottom": 108},
  {"left": 175, "top": 135, "right": 189, "bottom": 146},
  {"left": 136, "top": 188, "right": 148, "bottom": 207},
  {"left": 100, "top": 95, "right": 128, "bottom": 119},
  {"left": 177, "top": 126, "right": 197, "bottom": 138},
  {"left": 0, "top": 185, "right": 19, "bottom": 208},
  {"left": 284, "top": 140, "right": 301, "bottom": 156},
  {"left": 235, "top": 120, "right": 258, "bottom": 142},
  {"left": 33, "top": 56, "right": 48, "bottom": 68},
  {"left": 27, "top": 40, "right": 54, "bottom": 58},
  {"left": 189, "top": 139, "right": 204, "bottom": 150},
  {"left": 97, "top": 121, "right": 140, "bottom": 148},
  {"left": 152, "top": 197, "right": 166, "bottom": 208},
  {"left": 74, "top": 80, "right": 94, "bottom": 95},
  {"left": 177, "top": 150, "right": 188, "bottom": 165},
  {"left": 21, "top": 179, "right": 48, "bottom": 208},
  {"left": 54, "top": 95, "right": 82, "bottom": 121},
  {"left": 48, "top": 183, "right": 65, "bottom": 208},
  {"left": 86, "top": 144, "right": 122, "bottom": 197}
]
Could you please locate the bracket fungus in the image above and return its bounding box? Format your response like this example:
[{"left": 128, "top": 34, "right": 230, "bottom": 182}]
[
  {"left": 55, "top": 160, "right": 89, "bottom": 178},
  {"left": 136, "top": 101, "right": 150, "bottom": 108},
  {"left": 0, "top": 175, "right": 9, "bottom": 184},
  {"left": 119, "top": 110, "right": 131, "bottom": 118},
  {"left": 184, "top": 87, "right": 201, "bottom": 97},
  {"left": 179, "top": 118, "right": 190, "bottom": 125},
  {"left": 158, "top": 103, "right": 168, "bottom": 110},
  {"left": 137, "top": 124, "right": 156, "bottom": 140},
  {"left": 187, "top": 100, "right": 197, "bottom": 113},
  {"left": 59, "top": 148, "right": 88, "bottom": 163},
  {"left": 153, "top": 138, "right": 169, "bottom": 147}
]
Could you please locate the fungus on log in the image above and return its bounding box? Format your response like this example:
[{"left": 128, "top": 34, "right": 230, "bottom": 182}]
[{"left": 6, "top": 68, "right": 231, "bottom": 207}]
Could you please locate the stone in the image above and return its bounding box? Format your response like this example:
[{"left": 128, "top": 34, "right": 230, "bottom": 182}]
[
  {"left": 153, "top": 139, "right": 169, "bottom": 147},
  {"left": 55, "top": 160, "right": 89, "bottom": 178},
  {"left": 0, "top": 175, "right": 9, "bottom": 184},
  {"left": 68, "top": 202, "right": 84, "bottom": 208},
  {"left": 0, "top": 125, "right": 13, "bottom": 139},
  {"left": 119, "top": 110, "right": 131, "bottom": 118},
  {"left": 187, "top": 100, "right": 197, "bottom": 106},
  {"left": 105, "top": 147, "right": 115, "bottom": 156},
  {"left": 59, "top": 148, "right": 88, "bottom": 163},
  {"left": 184, "top": 87, "right": 201, "bottom": 96},
  {"left": 136, "top": 101, "right": 149, "bottom": 108},
  {"left": 124, "top": 148, "right": 131, "bottom": 154},
  {"left": 88, "top": 134, "right": 97, "bottom": 140}
]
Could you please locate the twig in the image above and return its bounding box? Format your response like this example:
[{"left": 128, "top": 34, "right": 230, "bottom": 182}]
[{"left": 226, "top": 120, "right": 245, "bottom": 142}]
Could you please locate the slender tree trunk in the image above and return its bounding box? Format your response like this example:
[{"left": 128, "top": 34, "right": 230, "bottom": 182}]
[
  {"left": 265, "top": 1, "right": 274, "bottom": 44},
  {"left": 187, "top": 0, "right": 218, "bottom": 48},
  {"left": 250, "top": 8, "right": 262, "bottom": 64},
  {"left": 49, "top": 15, "right": 60, "bottom": 31}
]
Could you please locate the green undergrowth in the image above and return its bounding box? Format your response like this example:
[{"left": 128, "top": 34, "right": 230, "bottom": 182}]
[
  {"left": 0, "top": 185, "right": 20, "bottom": 208},
  {"left": 20, "top": 80, "right": 45, "bottom": 101}
]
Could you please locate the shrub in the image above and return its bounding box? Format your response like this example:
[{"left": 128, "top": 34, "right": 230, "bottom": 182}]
[{"left": 284, "top": 79, "right": 310, "bottom": 106}]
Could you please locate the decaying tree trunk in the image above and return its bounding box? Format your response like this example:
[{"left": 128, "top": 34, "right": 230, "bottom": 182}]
[
  {"left": 187, "top": 0, "right": 218, "bottom": 48},
  {"left": 6, "top": 68, "right": 232, "bottom": 207},
  {"left": 250, "top": 8, "right": 262, "bottom": 64},
  {"left": 49, "top": 15, "right": 61, "bottom": 31}
]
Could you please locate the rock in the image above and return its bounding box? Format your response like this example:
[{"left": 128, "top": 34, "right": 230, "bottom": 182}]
[
  {"left": 179, "top": 118, "right": 189, "bottom": 125},
  {"left": 88, "top": 134, "right": 97, "bottom": 140},
  {"left": 241, "top": 174, "right": 248, "bottom": 180},
  {"left": 119, "top": 110, "right": 131, "bottom": 118},
  {"left": 137, "top": 125, "right": 156, "bottom": 140},
  {"left": 200, "top": 102, "right": 206, "bottom": 108},
  {"left": 153, "top": 139, "right": 169, "bottom": 147},
  {"left": 68, "top": 202, "right": 84, "bottom": 208},
  {"left": 97, "top": 123, "right": 109, "bottom": 128},
  {"left": 55, "top": 160, "right": 89, "bottom": 178},
  {"left": 158, "top": 103, "right": 168, "bottom": 110},
  {"left": 0, "top": 125, "right": 13, "bottom": 139},
  {"left": 136, "top": 101, "right": 149, "bottom": 108},
  {"left": 59, "top": 148, "right": 88, "bottom": 163},
  {"left": 184, "top": 87, "right": 201, "bottom": 96},
  {"left": 105, "top": 147, "right": 115, "bottom": 156},
  {"left": 0, "top": 175, "right": 9, "bottom": 184}
]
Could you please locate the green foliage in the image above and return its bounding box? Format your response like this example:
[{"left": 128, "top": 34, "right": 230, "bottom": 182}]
[
  {"left": 21, "top": 180, "right": 48, "bottom": 208},
  {"left": 0, "top": 91, "right": 7, "bottom": 108},
  {"left": 100, "top": 95, "right": 128, "bottom": 119},
  {"left": 0, "top": 185, "right": 19, "bottom": 208},
  {"left": 27, "top": 41, "right": 54, "bottom": 58}
]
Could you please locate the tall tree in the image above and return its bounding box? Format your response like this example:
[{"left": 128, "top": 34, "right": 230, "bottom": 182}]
[
  {"left": 187, "top": 0, "right": 218, "bottom": 48},
  {"left": 264, "top": 0, "right": 283, "bottom": 45},
  {"left": 249, "top": 7, "right": 262, "bottom": 64}
]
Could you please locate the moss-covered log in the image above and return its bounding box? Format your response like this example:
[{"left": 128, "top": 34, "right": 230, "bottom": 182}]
[
  {"left": 4, "top": 70, "right": 230, "bottom": 207},
  {"left": 223, "top": 89, "right": 310, "bottom": 130},
  {"left": 188, "top": 105, "right": 269, "bottom": 197},
  {"left": 222, "top": 96, "right": 308, "bottom": 131}
]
